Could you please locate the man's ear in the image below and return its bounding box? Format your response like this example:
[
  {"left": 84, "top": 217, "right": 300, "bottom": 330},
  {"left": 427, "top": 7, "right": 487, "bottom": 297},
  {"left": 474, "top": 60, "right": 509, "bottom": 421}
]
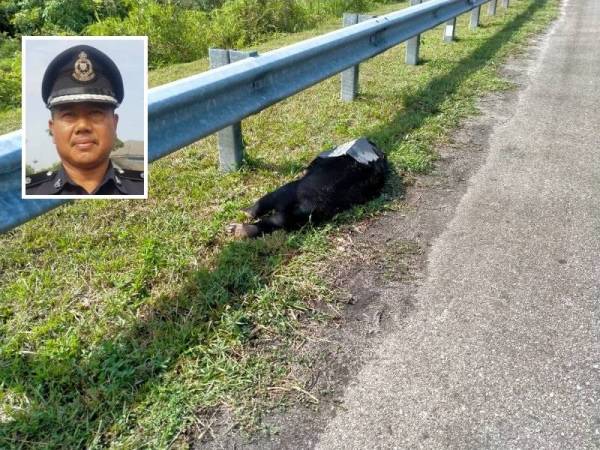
[
  {"left": 48, "top": 119, "right": 55, "bottom": 142},
  {"left": 113, "top": 113, "right": 119, "bottom": 132}
]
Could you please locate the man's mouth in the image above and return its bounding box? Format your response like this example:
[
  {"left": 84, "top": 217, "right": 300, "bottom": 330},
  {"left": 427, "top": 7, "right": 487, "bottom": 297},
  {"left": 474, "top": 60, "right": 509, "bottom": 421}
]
[{"left": 71, "top": 139, "right": 97, "bottom": 150}]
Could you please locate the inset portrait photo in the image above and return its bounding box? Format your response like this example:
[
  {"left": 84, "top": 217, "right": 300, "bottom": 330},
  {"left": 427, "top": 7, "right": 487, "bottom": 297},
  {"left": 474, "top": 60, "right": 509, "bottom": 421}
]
[{"left": 22, "top": 36, "right": 147, "bottom": 198}]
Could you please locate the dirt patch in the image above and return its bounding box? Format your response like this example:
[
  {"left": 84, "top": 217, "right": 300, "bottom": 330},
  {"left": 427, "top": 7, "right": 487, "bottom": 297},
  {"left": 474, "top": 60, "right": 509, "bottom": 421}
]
[{"left": 190, "top": 41, "right": 541, "bottom": 450}]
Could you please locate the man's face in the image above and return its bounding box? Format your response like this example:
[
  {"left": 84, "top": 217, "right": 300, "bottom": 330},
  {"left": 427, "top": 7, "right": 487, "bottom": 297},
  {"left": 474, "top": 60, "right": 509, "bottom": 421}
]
[{"left": 49, "top": 103, "right": 119, "bottom": 170}]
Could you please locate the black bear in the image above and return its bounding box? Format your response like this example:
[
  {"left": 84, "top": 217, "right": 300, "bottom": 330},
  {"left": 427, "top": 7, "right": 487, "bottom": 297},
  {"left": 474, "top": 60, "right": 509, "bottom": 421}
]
[{"left": 228, "top": 138, "right": 388, "bottom": 238}]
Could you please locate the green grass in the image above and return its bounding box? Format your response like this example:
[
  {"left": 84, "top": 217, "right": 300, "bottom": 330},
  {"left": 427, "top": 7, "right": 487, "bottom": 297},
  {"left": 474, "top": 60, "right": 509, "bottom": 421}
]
[
  {"left": 0, "top": 109, "right": 20, "bottom": 135},
  {"left": 0, "top": 0, "right": 559, "bottom": 447}
]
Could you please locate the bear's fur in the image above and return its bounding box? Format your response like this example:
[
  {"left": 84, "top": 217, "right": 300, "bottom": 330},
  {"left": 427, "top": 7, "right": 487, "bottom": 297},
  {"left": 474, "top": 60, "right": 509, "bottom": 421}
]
[{"left": 228, "top": 141, "right": 388, "bottom": 238}]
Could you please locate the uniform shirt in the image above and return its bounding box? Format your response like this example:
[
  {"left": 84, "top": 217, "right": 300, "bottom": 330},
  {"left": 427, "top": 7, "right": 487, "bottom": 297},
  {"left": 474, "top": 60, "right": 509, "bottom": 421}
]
[{"left": 26, "top": 161, "right": 144, "bottom": 195}]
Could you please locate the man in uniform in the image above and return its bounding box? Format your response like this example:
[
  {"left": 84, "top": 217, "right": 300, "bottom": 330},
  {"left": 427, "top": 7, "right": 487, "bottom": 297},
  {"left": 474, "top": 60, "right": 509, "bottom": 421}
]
[{"left": 26, "top": 44, "right": 144, "bottom": 195}]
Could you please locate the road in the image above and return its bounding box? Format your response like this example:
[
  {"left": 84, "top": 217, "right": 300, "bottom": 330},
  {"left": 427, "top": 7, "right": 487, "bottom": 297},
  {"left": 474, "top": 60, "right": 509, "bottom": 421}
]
[{"left": 316, "top": 0, "right": 600, "bottom": 447}]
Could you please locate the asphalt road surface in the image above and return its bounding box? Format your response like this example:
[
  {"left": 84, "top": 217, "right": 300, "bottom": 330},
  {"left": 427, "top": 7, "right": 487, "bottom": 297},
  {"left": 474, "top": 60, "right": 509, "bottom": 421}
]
[{"left": 316, "top": 0, "right": 600, "bottom": 448}]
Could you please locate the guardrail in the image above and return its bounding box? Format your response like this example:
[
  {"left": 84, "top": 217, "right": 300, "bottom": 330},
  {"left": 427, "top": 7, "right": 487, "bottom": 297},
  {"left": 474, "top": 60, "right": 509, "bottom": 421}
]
[
  {"left": 0, "top": 131, "right": 68, "bottom": 234},
  {"left": 0, "top": 0, "right": 507, "bottom": 234}
]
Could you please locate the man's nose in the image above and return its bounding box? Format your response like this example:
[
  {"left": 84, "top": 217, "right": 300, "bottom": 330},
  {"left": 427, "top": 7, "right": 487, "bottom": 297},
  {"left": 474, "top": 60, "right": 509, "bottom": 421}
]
[{"left": 74, "top": 115, "right": 92, "bottom": 133}]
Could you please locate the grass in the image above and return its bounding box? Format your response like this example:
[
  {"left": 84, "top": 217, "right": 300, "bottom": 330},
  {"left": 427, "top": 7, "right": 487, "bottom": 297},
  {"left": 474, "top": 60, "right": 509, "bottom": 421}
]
[
  {"left": 0, "top": 0, "right": 560, "bottom": 447},
  {"left": 0, "top": 109, "right": 20, "bottom": 135}
]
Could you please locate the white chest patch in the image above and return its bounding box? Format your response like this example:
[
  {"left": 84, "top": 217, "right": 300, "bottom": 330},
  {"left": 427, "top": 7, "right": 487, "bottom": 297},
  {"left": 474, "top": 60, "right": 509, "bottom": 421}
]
[{"left": 318, "top": 138, "right": 381, "bottom": 165}]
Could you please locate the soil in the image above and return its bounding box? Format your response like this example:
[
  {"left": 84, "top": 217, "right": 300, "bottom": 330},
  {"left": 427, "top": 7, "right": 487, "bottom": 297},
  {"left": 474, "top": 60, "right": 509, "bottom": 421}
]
[{"left": 189, "top": 39, "right": 540, "bottom": 450}]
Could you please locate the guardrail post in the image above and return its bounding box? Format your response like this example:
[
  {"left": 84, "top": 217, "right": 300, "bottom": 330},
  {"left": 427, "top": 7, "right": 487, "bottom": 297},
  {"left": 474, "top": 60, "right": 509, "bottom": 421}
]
[
  {"left": 341, "top": 13, "right": 360, "bottom": 102},
  {"left": 443, "top": 17, "right": 457, "bottom": 42},
  {"left": 470, "top": 5, "right": 481, "bottom": 29},
  {"left": 405, "top": 0, "right": 422, "bottom": 65},
  {"left": 340, "top": 13, "right": 376, "bottom": 101},
  {"left": 209, "top": 48, "right": 258, "bottom": 172},
  {"left": 488, "top": 0, "right": 497, "bottom": 16}
]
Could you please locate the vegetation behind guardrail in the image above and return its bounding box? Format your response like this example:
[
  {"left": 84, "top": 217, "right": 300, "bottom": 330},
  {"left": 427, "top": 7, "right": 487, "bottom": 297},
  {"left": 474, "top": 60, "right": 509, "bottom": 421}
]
[
  {"left": 0, "top": 0, "right": 401, "bottom": 120},
  {"left": 0, "top": 0, "right": 399, "bottom": 70}
]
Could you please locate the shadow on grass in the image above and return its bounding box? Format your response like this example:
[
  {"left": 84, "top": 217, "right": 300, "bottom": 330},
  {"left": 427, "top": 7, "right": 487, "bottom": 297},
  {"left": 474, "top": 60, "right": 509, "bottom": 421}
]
[
  {"left": 0, "top": 234, "right": 309, "bottom": 447},
  {"left": 0, "top": 1, "right": 547, "bottom": 447}
]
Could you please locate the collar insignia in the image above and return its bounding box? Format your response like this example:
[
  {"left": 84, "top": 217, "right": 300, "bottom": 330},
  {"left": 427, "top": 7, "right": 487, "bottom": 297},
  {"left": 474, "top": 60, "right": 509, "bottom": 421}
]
[{"left": 73, "top": 51, "right": 95, "bottom": 82}]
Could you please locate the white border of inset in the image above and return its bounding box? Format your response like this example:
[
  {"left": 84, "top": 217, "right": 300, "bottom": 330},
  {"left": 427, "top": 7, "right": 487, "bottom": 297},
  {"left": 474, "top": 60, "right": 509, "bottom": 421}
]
[{"left": 22, "top": 36, "right": 148, "bottom": 200}]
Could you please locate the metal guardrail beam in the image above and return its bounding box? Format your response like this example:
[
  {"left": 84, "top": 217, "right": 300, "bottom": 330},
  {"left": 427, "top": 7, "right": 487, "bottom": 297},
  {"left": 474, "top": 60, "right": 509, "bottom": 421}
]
[
  {"left": 0, "top": 131, "right": 66, "bottom": 233},
  {"left": 1, "top": 0, "right": 498, "bottom": 233}
]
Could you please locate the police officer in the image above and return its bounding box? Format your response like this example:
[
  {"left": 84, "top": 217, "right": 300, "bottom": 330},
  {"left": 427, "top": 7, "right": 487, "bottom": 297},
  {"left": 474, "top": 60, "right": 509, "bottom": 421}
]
[{"left": 26, "top": 44, "right": 144, "bottom": 195}]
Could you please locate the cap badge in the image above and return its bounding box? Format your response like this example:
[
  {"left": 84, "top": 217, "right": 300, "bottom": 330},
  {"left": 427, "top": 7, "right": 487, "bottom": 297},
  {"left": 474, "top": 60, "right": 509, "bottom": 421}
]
[{"left": 72, "top": 51, "right": 95, "bottom": 82}]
